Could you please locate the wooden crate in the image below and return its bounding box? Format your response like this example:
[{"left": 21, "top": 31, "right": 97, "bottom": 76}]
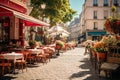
[{"left": 107, "top": 57, "right": 120, "bottom": 64}]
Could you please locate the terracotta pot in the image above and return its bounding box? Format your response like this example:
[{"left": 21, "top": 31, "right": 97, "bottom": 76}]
[
  {"left": 55, "top": 45, "right": 61, "bottom": 50},
  {"left": 97, "top": 52, "right": 106, "bottom": 62}
]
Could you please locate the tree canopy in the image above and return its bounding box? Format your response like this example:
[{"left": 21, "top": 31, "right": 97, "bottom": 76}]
[{"left": 30, "top": 0, "right": 76, "bottom": 26}]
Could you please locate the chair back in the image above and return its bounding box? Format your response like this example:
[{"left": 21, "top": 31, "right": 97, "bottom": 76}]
[{"left": 23, "top": 51, "right": 29, "bottom": 61}]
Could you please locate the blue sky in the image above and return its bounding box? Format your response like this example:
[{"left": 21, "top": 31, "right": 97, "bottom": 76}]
[{"left": 69, "top": 0, "right": 85, "bottom": 18}]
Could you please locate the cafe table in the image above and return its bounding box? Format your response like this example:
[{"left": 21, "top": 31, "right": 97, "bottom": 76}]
[
  {"left": 29, "top": 48, "right": 44, "bottom": 55},
  {"left": 1, "top": 52, "right": 24, "bottom": 73}
]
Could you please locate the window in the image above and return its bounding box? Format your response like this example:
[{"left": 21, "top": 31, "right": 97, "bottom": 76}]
[
  {"left": 93, "top": 0, "right": 98, "bottom": 6},
  {"left": 114, "top": 0, "right": 118, "bottom": 6},
  {"left": 93, "top": 11, "right": 97, "bottom": 19},
  {"left": 0, "top": 17, "right": 10, "bottom": 44},
  {"left": 104, "top": 10, "right": 108, "bottom": 19},
  {"left": 94, "top": 22, "right": 98, "bottom": 30},
  {"left": 104, "top": 0, "right": 108, "bottom": 6},
  {"left": 0, "top": 22, "right": 2, "bottom": 41}
]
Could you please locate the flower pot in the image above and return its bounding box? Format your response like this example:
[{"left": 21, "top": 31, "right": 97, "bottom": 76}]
[
  {"left": 55, "top": 45, "right": 61, "bottom": 50},
  {"left": 97, "top": 52, "right": 106, "bottom": 62}
]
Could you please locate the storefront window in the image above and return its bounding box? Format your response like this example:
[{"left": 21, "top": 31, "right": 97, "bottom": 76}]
[
  {"left": 0, "top": 17, "right": 10, "bottom": 44},
  {"left": 0, "top": 22, "right": 2, "bottom": 42}
]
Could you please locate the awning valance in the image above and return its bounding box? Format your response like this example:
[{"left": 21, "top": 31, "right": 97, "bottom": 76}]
[
  {"left": 0, "top": 6, "right": 50, "bottom": 27},
  {"left": 88, "top": 31, "right": 106, "bottom": 36}
]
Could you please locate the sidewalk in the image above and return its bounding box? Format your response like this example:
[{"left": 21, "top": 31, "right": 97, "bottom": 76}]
[{"left": 3, "top": 47, "right": 106, "bottom": 80}]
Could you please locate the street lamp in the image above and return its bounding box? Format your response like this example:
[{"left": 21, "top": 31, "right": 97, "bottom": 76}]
[{"left": 40, "top": 3, "right": 46, "bottom": 45}]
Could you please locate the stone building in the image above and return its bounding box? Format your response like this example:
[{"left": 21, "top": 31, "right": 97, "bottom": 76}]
[{"left": 81, "top": 0, "right": 120, "bottom": 41}]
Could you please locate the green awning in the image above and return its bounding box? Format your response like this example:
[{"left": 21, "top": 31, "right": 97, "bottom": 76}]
[{"left": 88, "top": 31, "right": 106, "bottom": 36}]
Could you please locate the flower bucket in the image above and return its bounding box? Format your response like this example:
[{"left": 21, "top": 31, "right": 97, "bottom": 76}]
[{"left": 97, "top": 52, "right": 106, "bottom": 62}]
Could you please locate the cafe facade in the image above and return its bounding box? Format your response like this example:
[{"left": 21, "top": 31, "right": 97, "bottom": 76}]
[{"left": 0, "top": 0, "right": 49, "bottom": 51}]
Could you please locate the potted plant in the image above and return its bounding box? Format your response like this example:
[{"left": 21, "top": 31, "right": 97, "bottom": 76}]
[
  {"left": 28, "top": 40, "right": 36, "bottom": 48},
  {"left": 55, "top": 40, "right": 64, "bottom": 50},
  {"left": 94, "top": 42, "right": 108, "bottom": 61},
  {"left": 55, "top": 40, "right": 65, "bottom": 56}
]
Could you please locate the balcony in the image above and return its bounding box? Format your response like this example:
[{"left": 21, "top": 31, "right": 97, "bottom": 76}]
[
  {"left": 93, "top": 27, "right": 98, "bottom": 30},
  {"left": 104, "top": 4, "right": 108, "bottom": 6},
  {"left": 93, "top": 16, "right": 97, "bottom": 19},
  {"left": 93, "top": 4, "right": 98, "bottom": 6}
]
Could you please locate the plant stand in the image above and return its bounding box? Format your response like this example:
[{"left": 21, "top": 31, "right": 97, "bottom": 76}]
[
  {"left": 56, "top": 49, "right": 60, "bottom": 56},
  {"left": 55, "top": 45, "right": 61, "bottom": 56}
]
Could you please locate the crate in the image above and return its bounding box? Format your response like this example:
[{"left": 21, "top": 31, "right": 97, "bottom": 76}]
[
  {"left": 107, "top": 46, "right": 120, "bottom": 64},
  {"left": 107, "top": 53, "right": 120, "bottom": 64}
]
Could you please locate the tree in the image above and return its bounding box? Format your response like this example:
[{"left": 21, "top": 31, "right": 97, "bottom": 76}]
[{"left": 30, "top": 0, "right": 76, "bottom": 26}]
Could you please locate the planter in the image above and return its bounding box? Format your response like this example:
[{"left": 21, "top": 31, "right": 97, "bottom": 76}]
[
  {"left": 97, "top": 52, "right": 106, "bottom": 62},
  {"left": 55, "top": 45, "right": 62, "bottom": 50}
]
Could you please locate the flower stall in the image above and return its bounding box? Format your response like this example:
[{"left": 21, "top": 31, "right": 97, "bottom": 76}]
[{"left": 104, "top": 6, "right": 120, "bottom": 64}]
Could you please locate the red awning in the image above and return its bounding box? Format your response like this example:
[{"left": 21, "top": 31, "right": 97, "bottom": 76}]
[
  {"left": 23, "top": 20, "right": 44, "bottom": 26},
  {"left": 0, "top": 6, "right": 50, "bottom": 27}
]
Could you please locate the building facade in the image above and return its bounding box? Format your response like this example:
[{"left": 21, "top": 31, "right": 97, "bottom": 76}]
[
  {"left": 67, "top": 18, "right": 80, "bottom": 41},
  {"left": 78, "top": 5, "right": 86, "bottom": 43},
  {"left": 82, "top": 0, "right": 120, "bottom": 41}
]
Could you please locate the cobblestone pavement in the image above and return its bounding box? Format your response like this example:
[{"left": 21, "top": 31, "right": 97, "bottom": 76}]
[{"left": 3, "top": 47, "right": 106, "bottom": 80}]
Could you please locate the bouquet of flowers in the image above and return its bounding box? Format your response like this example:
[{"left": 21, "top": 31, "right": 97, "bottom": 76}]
[{"left": 94, "top": 42, "right": 108, "bottom": 53}]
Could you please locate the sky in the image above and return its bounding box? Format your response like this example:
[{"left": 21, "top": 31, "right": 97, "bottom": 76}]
[{"left": 69, "top": 0, "right": 85, "bottom": 18}]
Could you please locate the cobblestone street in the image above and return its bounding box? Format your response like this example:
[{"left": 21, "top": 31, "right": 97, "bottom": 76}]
[{"left": 4, "top": 47, "right": 103, "bottom": 80}]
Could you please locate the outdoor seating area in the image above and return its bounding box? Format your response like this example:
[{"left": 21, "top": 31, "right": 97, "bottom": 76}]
[{"left": 0, "top": 39, "right": 77, "bottom": 78}]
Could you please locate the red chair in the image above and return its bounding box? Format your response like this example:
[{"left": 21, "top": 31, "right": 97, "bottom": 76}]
[
  {"left": 26, "top": 50, "right": 36, "bottom": 65},
  {"left": 15, "top": 51, "right": 28, "bottom": 72},
  {"left": 36, "top": 53, "right": 47, "bottom": 64},
  {"left": 0, "top": 55, "right": 11, "bottom": 76}
]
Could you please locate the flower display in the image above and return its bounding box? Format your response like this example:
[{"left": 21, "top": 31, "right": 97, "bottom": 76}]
[
  {"left": 104, "top": 6, "right": 120, "bottom": 34},
  {"left": 101, "top": 35, "right": 117, "bottom": 46},
  {"left": 93, "top": 42, "right": 108, "bottom": 53}
]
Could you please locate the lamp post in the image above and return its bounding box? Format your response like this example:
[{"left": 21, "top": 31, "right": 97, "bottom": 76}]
[{"left": 40, "top": 3, "right": 46, "bottom": 45}]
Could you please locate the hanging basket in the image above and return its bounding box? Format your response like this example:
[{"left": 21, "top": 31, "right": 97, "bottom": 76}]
[{"left": 105, "top": 20, "right": 120, "bottom": 34}]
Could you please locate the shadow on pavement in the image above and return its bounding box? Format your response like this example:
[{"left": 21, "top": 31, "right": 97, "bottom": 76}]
[
  {"left": 0, "top": 76, "right": 17, "bottom": 80},
  {"left": 69, "top": 57, "right": 107, "bottom": 80}
]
